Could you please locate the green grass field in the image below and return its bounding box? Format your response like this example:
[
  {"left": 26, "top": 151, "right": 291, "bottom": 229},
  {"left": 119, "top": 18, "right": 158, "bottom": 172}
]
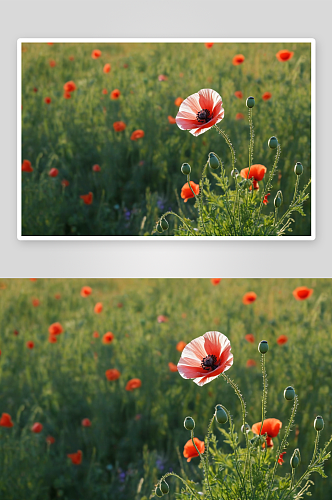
[
  {"left": 0, "top": 278, "right": 330, "bottom": 499},
  {"left": 21, "top": 42, "right": 312, "bottom": 236}
]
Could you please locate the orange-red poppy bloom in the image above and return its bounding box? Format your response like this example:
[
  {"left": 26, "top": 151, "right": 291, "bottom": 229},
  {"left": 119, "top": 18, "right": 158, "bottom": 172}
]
[
  {"left": 44, "top": 97, "right": 51, "bottom": 104},
  {"left": 292, "top": 286, "right": 313, "bottom": 301},
  {"left": 113, "top": 121, "right": 126, "bottom": 132},
  {"left": 63, "top": 81, "right": 76, "bottom": 93},
  {"left": 63, "top": 91, "right": 71, "bottom": 99},
  {"left": 168, "top": 362, "right": 178, "bottom": 372},
  {"left": 102, "top": 331, "right": 114, "bottom": 344},
  {"left": 69, "top": 56, "right": 74, "bottom": 61},
  {"left": 246, "top": 359, "right": 257, "bottom": 367},
  {"left": 241, "top": 165, "right": 267, "bottom": 182},
  {"left": 276, "top": 50, "right": 294, "bottom": 62},
  {"left": 14, "top": 329, "right": 19, "bottom": 336},
  {"left": 81, "top": 286, "right": 92, "bottom": 297},
  {"left": 174, "top": 97, "right": 184, "bottom": 106},
  {"left": 31, "top": 422, "right": 43, "bottom": 433},
  {"left": 102, "top": 88, "right": 108, "bottom": 95},
  {"left": 242, "top": 292, "right": 257, "bottom": 305},
  {"left": 125, "top": 378, "right": 142, "bottom": 391},
  {"left": 92, "top": 49, "right": 102, "bottom": 59},
  {"left": 46, "top": 435, "right": 55, "bottom": 444},
  {"left": 32, "top": 298, "right": 40, "bottom": 307},
  {"left": 26, "top": 341, "right": 34, "bottom": 349},
  {"left": 105, "top": 368, "right": 121, "bottom": 381},
  {"left": 48, "top": 322, "right": 63, "bottom": 335},
  {"left": 117, "top": 302, "right": 123, "bottom": 308},
  {"left": 92, "top": 164, "right": 101, "bottom": 172},
  {"left": 252, "top": 418, "right": 282, "bottom": 441},
  {"left": 262, "top": 92, "right": 272, "bottom": 101},
  {"left": 245, "top": 334, "right": 255, "bottom": 343},
  {"left": 110, "top": 89, "right": 121, "bottom": 100},
  {"left": 103, "top": 63, "right": 111, "bottom": 73},
  {"left": 22, "top": 159, "right": 33, "bottom": 172},
  {"left": 80, "top": 192, "right": 93, "bottom": 205},
  {"left": 277, "top": 335, "right": 288, "bottom": 345},
  {"left": 130, "top": 129, "right": 145, "bottom": 141},
  {"left": 68, "top": 450, "right": 82, "bottom": 465},
  {"left": 168, "top": 116, "right": 176, "bottom": 124},
  {"left": 183, "top": 438, "right": 205, "bottom": 462},
  {"left": 263, "top": 193, "right": 271, "bottom": 205},
  {"left": 235, "top": 113, "right": 244, "bottom": 120},
  {"left": 176, "top": 341, "right": 187, "bottom": 352},
  {"left": 176, "top": 88, "right": 224, "bottom": 137},
  {"left": 94, "top": 302, "right": 103, "bottom": 314},
  {"left": 158, "top": 74, "right": 168, "bottom": 81},
  {"left": 233, "top": 54, "right": 245, "bottom": 65},
  {"left": 234, "top": 91, "right": 243, "bottom": 99},
  {"left": 49, "top": 60, "right": 56, "bottom": 67},
  {"left": 82, "top": 418, "right": 91, "bottom": 427},
  {"left": 47, "top": 43, "right": 54, "bottom": 45},
  {"left": 33, "top": 87, "right": 38, "bottom": 92},
  {"left": 49, "top": 168, "right": 58, "bottom": 177},
  {"left": 205, "top": 43, "right": 214, "bottom": 49},
  {"left": 93, "top": 331, "right": 99, "bottom": 338},
  {"left": 181, "top": 181, "right": 199, "bottom": 202},
  {"left": 211, "top": 278, "right": 221, "bottom": 286},
  {"left": 278, "top": 452, "right": 286, "bottom": 464},
  {"left": 29, "top": 278, "right": 37, "bottom": 281},
  {"left": 54, "top": 294, "right": 61, "bottom": 300},
  {"left": 49, "top": 334, "right": 57, "bottom": 343},
  {"left": 0, "top": 413, "right": 14, "bottom": 427},
  {"left": 61, "top": 179, "right": 69, "bottom": 187},
  {"left": 178, "top": 331, "right": 233, "bottom": 386},
  {"left": 157, "top": 315, "right": 168, "bottom": 323}
]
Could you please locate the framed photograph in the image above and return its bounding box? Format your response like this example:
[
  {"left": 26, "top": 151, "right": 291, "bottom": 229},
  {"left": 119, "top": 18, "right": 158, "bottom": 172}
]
[{"left": 18, "top": 38, "right": 315, "bottom": 239}]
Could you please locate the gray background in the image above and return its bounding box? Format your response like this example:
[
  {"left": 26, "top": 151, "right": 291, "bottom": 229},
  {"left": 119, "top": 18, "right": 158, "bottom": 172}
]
[{"left": 2, "top": 0, "right": 330, "bottom": 277}]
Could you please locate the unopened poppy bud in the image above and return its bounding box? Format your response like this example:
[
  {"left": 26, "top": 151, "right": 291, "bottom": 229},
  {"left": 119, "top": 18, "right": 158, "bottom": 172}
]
[
  {"left": 208, "top": 152, "right": 220, "bottom": 170},
  {"left": 241, "top": 423, "right": 250, "bottom": 433},
  {"left": 258, "top": 340, "right": 269, "bottom": 354},
  {"left": 231, "top": 168, "right": 239, "bottom": 178},
  {"left": 246, "top": 96, "right": 255, "bottom": 108},
  {"left": 274, "top": 191, "right": 283, "bottom": 208},
  {"left": 181, "top": 163, "right": 191, "bottom": 175},
  {"left": 215, "top": 405, "right": 228, "bottom": 424},
  {"left": 268, "top": 136, "right": 278, "bottom": 149},
  {"left": 290, "top": 450, "right": 300, "bottom": 468},
  {"left": 160, "top": 481, "right": 169, "bottom": 494},
  {"left": 184, "top": 416, "right": 195, "bottom": 431},
  {"left": 155, "top": 485, "right": 164, "bottom": 497},
  {"left": 294, "top": 162, "right": 303, "bottom": 176},
  {"left": 314, "top": 416, "right": 324, "bottom": 431},
  {"left": 161, "top": 218, "right": 169, "bottom": 231},
  {"left": 284, "top": 386, "right": 295, "bottom": 401},
  {"left": 156, "top": 223, "right": 163, "bottom": 233}
]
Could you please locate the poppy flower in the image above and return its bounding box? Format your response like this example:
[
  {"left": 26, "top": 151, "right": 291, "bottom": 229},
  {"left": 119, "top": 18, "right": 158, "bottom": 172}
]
[
  {"left": 81, "top": 286, "right": 92, "bottom": 297},
  {"left": 168, "top": 116, "right": 176, "bottom": 124},
  {"left": 63, "top": 81, "right": 76, "bottom": 93},
  {"left": 94, "top": 302, "right": 103, "bottom": 314},
  {"left": 246, "top": 359, "right": 257, "bottom": 367},
  {"left": 102, "top": 332, "right": 114, "bottom": 344},
  {"left": 252, "top": 418, "right": 282, "bottom": 440},
  {"left": 262, "top": 92, "right": 272, "bottom": 101},
  {"left": 278, "top": 452, "right": 286, "bottom": 464},
  {"left": 54, "top": 294, "right": 61, "bottom": 300},
  {"left": 110, "top": 89, "right": 121, "bottom": 100},
  {"left": 181, "top": 181, "right": 199, "bottom": 202},
  {"left": 33, "top": 87, "right": 38, "bottom": 92},
  {"left": 49, "top": 168, "right": 59, "bottom": 177},
  {"left": 179, "top": 72, "right": 184, "bottom": 78},
  {"left": 22, "top": 159, "right": 33, "bottom": 172},
  {"left": 176, "top": 88, "right": 224, "bottom": 137},
  {"left": 113, "top": 121, "right": 126, "bottom": 132},
  {"left": 242, "top": 292, "right": 257, "bottom": 304},
  {"left": 47, "top": 43, "right": 54, "bottom": 45},
  {"left": 130, "top": 129, "right": 145, "bottom": 141},
  {"left": 177, "top": 331, "right": 233, "bottom": 387},
  {"left": 46, "top": 435, "right": 55, "bottom": 444},
  {"left": 44, "top": 97, "right": 51, "bottom": 104},
  {"left": 105, "top": 368, "right": 121, "bottom": 381},
  {"left": 241, "top": 165, "right": 267, "bottom": 182},
  {"left": 181, "top": 313, "right": 187, "bottom": 319},
  {"left": 183, "top": 438, "right": 205, "bottom": 462},
  {"left": 26, "top": 341, "right": 34, "bottom": 349},
  {"left": 48, "top": 322, "right": 63, "bottom": 335},
  {"left": 49, "top": 60, "right": 56, "bottom": 68},
  {"left": 48, "top": 334, "right": 57, "bottom": 343},
  {"left": 123, "top": 63, "right": 129, "bottom": 68},
  {"left": 92, "top": 49, "right": 102, "bottom": 59},
  {"left": 234, "top": 91, "right": 243, "bottom": 99},
  {"left": 93, "top": 331, "right": 99, "bottom": 338},
  {"left": 277, "top": 335, "right": 288, "bottom": 345},
  {"left": 31, "top": 422, "right": 43, "bottom": 433},
  {"left": 235, "top": 113, "right": 244, "bottom": 120},
  {"left": 61, "top": 179, "right": 69, "bottom": 187},
  {"left": 157, "top": 315, "right": 168, "bottom": 323},
  {"left": 174, "top": 97, "right": 183, "bottom": 106},
  {"left": 82, "top": 418, "right": 91, "bottom": 427},
  {"left": 102, "top": 88, "right": 108, "bottom": 95},
  {"left": 0, "top": 413, "right": 14, "bottom": 427},
  {"left": 211, "top": 278, "right": 221, "bottom": 286},
  {"left": 30, "top": 278, "right": 37, "bottom": 281},
  {"left": 158, "top": 74, "right": 168, "bottom": 81},
  {"left": 292, "top": 286, "right": 313, "bottom": 301},
  {"left": 103, "top": 63, "right": 111, "bottom": 73},
  {"left": 92, "top": 164, "right": 101, "bottom": 172},
  {"left": 276, "top": 50, "right": 294, "bottom": 62},
  {"left": 63, "top": 91, "right": 71, "bottom": 99},
  {"left": 263, "top": 193, "right": 271, "bottom": 205},
  {"left": 205, "top": 42, "right": 214, "bottom": 49},
  {"left": 232, "top": 54, "right": 245, "bottom": 65},
  {"left": 176, "top": 341, "right": 187, "bottom": 352},
  {"left": 125, "top": 378, "right": 142, "bottom": 391},
  {"left": 245, "top": 334, "right": 255, "bottom": 343},
  {"left": 168, "top": 362, "right": 178, "bottom": 372},
  {"left": 117, "top": 302, "right": 123, "bottom": 308},
  {"left": 68, "top": 450, "right": 82, "bottom": 465},
  {"left": 80, "top": 192, "right": 93, "bottom": 205},
  {"left": 14, "top": 329, "right": 19, "bottom": 336},
  {"left": 69, "top": 56, "right": 75, "bottom": 61},
  {"left": 32, "top": 298, "right": 40, "bottom": 307}
]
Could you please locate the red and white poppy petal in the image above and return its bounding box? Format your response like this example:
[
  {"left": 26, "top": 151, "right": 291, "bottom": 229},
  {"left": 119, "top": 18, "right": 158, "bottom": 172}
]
[
  {"left": 180, "top": 92, "right": 202, "bottom": 115},
  {"left": 198, "top": 89, "right": 222, "bottom": 111},
  {"left": 203, "top": 331, "right": 230, "bottom": 359},
  {"left": 180, "top": 335, "right": 207, "bottom": 363},
  {"left": 193, "top": 354, "right": 233, "bottom": 386},
  {"left": 176, "top": 117, "right": 203, "bottom": 131}
]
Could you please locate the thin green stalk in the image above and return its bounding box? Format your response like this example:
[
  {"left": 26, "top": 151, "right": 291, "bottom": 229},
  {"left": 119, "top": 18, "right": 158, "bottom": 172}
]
[
  {"left": 186, "top": 174, "right": 208, "bottom": 236},
  {"left": 159, "top": 471, "right": 201, "bottom": 500},
  {"left": 161, "top": 210, "right": 196, "bottom": 236},
  {"left": 214, "top": 125, "right": 236, "bottom": 172},
  {"left": 190, "top": 430, "right": 214, "bottom": 500}
]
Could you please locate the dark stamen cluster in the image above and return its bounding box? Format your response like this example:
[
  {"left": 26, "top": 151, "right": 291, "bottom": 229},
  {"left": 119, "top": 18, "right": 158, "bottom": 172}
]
[
  {"left": 196, "top": 108, "right": 211, "bottom": 123},
  {"left": 201, "top": 354, "right": 218, "bottom": 371}
]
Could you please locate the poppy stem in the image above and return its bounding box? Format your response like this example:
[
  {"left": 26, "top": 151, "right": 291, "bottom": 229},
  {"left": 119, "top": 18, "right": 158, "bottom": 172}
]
[
  {"left": 158, "top": 211, "right": 196, "bottom": 236},
  {"left": 158, "top": 471, "right": 201, "bottom": 500},
  {"left": 190, "top": 431, "right": 214, "bottom": 500},
  {"left": 213, "top": 125, "right": 236, "bottom": 172},
  {"left": 186, "top": 174, "right": 208, "bottom": 236}
]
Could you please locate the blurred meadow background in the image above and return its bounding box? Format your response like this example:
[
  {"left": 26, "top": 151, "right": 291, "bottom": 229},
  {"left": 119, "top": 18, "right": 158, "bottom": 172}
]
[
  {"left": 21, "top": 42, "right": 312, "bottom": 236},
  {"left": 0, "top": 278, "right": 330, "bottom": 499}
]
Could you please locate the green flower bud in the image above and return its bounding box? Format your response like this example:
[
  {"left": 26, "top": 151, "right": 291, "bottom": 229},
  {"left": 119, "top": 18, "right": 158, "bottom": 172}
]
[
  {"left": 284, "top": 386, "right": 295, "bottom": 401},
  {"left": 258, "top": 340, "right": 269, "bottom": 354},
  {"left": 160, "top": 481, "right": 169, "bottom": 494},
  {"left": 290, "top": 449, "right": 300, "bottom": 469},
  {"left": 294, "top": 162, "right": 303, "bottom": 176},
  {"left": 274, "top": 191, "right": 283, "bottom": 208},
  {"left": 208, "top": 152, "right": 220, "bottom": 170},
  {"left": 241, "top": 423, "right": 250, "bottom": 433},
  {"left": 155, "top": 486, "right": 163, "bottom": 497},
  {"left": 246, "top": 96, "right": 255, "bottom": 108},
  {"left": 156, "top": 223, "right": 163, "bottom": 233},
  {"left": 268, "top": 136, "right": 278, "bottom": 149},
  {"left": 184, "top": 416, "right": 195, "bottom": 431},
  {"left": 215, "top": 405, "right": 228, "bottom": 424},
  {"left": 181, "top": 163, "right": 191, "bottom": 175},
  {"left": 231, "top": 168, "right": 239, "bottom": 178},
  {"left": 160, "top": 218, "right": 169, "bottom": 231},
  {"left": 314, "top": 416, "right": 324, "bottom": 431}
]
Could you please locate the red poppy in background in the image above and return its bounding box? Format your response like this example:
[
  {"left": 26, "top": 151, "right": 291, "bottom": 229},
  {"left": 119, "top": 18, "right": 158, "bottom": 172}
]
[
  {"left": 49, "top": 168, "right": 59, "bottom": 177},
  {"left": 168, "top": 116, "right": 176, "bottom": 124},
  {"left": 26, "top": 341, "right": 34, "bottom": 349},
  {"left": 54, "top": 294, "right": 61, "bottom": 300},
  {"left": 81, "top": 286, "right": 92, "bottom": 297},
  {"left": 92, "top": 49, "right": 102, "bottom": 59},
  {"left": 262, "top": 92, "right": 272, "bottom": 101},
  {"left": 241, "top": 165, "right": 267, "bottom": 182},
  {"left": 63, "top": 92, "right": 71, "bottom": 99},
  {"left": 46, "top": 435, "right": 55, "bottom": 444},
  {"left": 176, "top": 88, "right": 224, "bottom": 137},
  {"left": 113, "top": 121, "right": 126, "bottom": 132},
  {"left": 292, "top": 286, "right": 313, "bottom": 301},
  {"left": 181, "top": 313, "right": 187, "bottom": 319},
  {"left": 68, "top": 450, "right": 82, "bottom": 465},
  {"left": 157, "top": 315, "right": 168, "bottom": 323},
  {"left": 63, "top": 81, "right": 76, "bottom": 93},
  {"left": 49, "top": 60, "right": 56, "bottom": 68},
  {"left": 276, "top": 50, "right": 294, "bottom": 62},
  {"left": 205, "top": 43, "right": 214, "bottom": 49},
  {"left": 48, "top": 334, "right": 57, "bottom": 344},
  {"left": 246, "top": 359, "right": 257, "bottom": 367},
  {"left": 82, "top": 418, "right": 91, "bottom": 427},
  {"left": 110, "top": 89, "right": 121, "bottom": 100},
  {"left": 125, "top": 378, "right": 142, "bottom": 391},
  {"left": 48, "top": 322, "right": 63, "bottom": 335},
  {"left": 33, "top": 87, "right": 38, "bottom": 92},
  {"left": 245, "top": 334, "right": 255, "bottom": 343},
  {"left": 211, "top": 278, "right": 221, "bottom": 286},
  {"left": 14, "top": 329, "right": 19, "bottom": 336},
  {"left": 183, "top": 438, "right": 205, "bottom": 462},
  {"left": 235, "top": 113, "right": 244, "bottom": 120},
  {"left": 44, "top": 97, "right": 51, "bottom": 104},
  {"left": 232, "top": 54, "right": 245, "bottom": 65},
  {"left": 178, "top": 331, "right": 233, "bottom": 386},
  {"left": 61, "top": 179, "right": 69, "bottom": 187},
  {"left": 181, "top": 181, "right": 199, "bottom": 202},
  {"left": 117, "top": 302, "right": 123, "bottom": 308},
  {"left": 234, "top": 91, "right": 243, "bottom": 99},
  {"left": 103, "top": 63, "right": 111, "bottom": 73},
  {"left": 31, "top": 422, "right": 43, "bottom": 433},
  {"left": 30, "top": 278, "right": 37, "bottom": 281},
  {"left": 174, "top": 97, "right": 183, "bottom": 107},
  {"left": 94, "top": 302, "right": 103, "bottom": 314},
  {"left": 93, "top": 331, "right": 99, "bottom": 338},
  {"left": 22, "top": 159, "right": 33, "bottom": 172},
  {"left": 32, "top": 298, "right": 40, "bottom": 307},
  {"left": 242, "top": 292, "right": 257, "bottom": 304},
  {"left": 92, "top": 164, "right": 101, "bottom": 172},
  {"left": 278, "top": 452, "right": 286, "bottom": 464},
  {"left": 102, "top": 332, "right": 114, "bottom": 344},
  {"left": 102, "top": 88, "right": 108, "bottom": 95},
  {"left": 158, "top": 74, "right": 168, "bottom": 81},
  {"left": 69, "top": 56, "right": 74, "bottom": 61},
  {"left": 277, "top": 335, "right": 288, "bottom": 345},
  {"left": 130, "top": 130, "right": 145, "bottom": 141},
  {"left": 80, "top": 192, "right": 93, "bottom": 205},
  {"left": 252, "top": 418, "right": 282, "bottom": 443},
  {"left": 263, "top": 193, "right": 271, "bottom": 205},
  {"left": 105, "top": 368, "right": 121, "bottom": 381},
  {"left": 176, "top": 341, "right": 187, "bottom": 352},
  {"left": 47, "top": 43, "right": 54, "bottom": 45},
  {"left": 168, "top": 362, "right": 178, "bottom": 372},
  {"left": 0, "top": 413, "right": 14, "bottom": 428}
]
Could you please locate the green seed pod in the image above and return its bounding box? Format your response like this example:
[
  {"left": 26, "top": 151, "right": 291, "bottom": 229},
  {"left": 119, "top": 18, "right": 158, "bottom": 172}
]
[
  {"left": 294, "top": 162, "right": 303, "bottom": 176},
  {"left": 241, "top": 423, "right": 250, "bottom": 433},
  {"left": 231, "top": 168, "right": 239, "bottom": 178},
  {"left": 160, "top": 218, "right": 169, "bottom": 231},
  {"left": 184, "top": 416, "right": 195, "bottom": 431},
  {"left": 160, "top": 481, "right": 169, "bottom": 494},
  {"left": 284, "top": 386, "right": 295, "bottom": 401},
  {"left": 215, "top": 405, "right": 228, "bottom": 424},
  {"left": 156, "top": 223, "right": 163, "bottom": 233},
  {"left": 155, "top": 485, "right": 163, "bottom": 497},
  {"left": 268, "top": 136, "right": 278, "bottom": 149},
  {"left": 258, "top": 340, "right": 269, "bottom": 354},
  {"left": 314, "top": 416, "right": 324, "bottom": 431},
  {"left": 246, "top": 96, "right": 255, "bottom": 108},
  {"left": 181, "top": 163, "right": 191, "bottom": 175},
  {"left": 290, "top": 450, "right": 300, "bottom": 469},
  {"left": 274, "top": 191, "right": 283, "bottom": 208},
  {"left": 208, "top": 152, "right": 220, "bottom": 170}
]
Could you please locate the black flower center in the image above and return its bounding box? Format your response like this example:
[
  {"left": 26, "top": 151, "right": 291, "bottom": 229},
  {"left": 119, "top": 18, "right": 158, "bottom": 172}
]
[
  {"left": 196, "top": 109, "right": 211, "bottom": 123},
  {"left": 201, "top": 354, "right": 218, "bottom": 371}
]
